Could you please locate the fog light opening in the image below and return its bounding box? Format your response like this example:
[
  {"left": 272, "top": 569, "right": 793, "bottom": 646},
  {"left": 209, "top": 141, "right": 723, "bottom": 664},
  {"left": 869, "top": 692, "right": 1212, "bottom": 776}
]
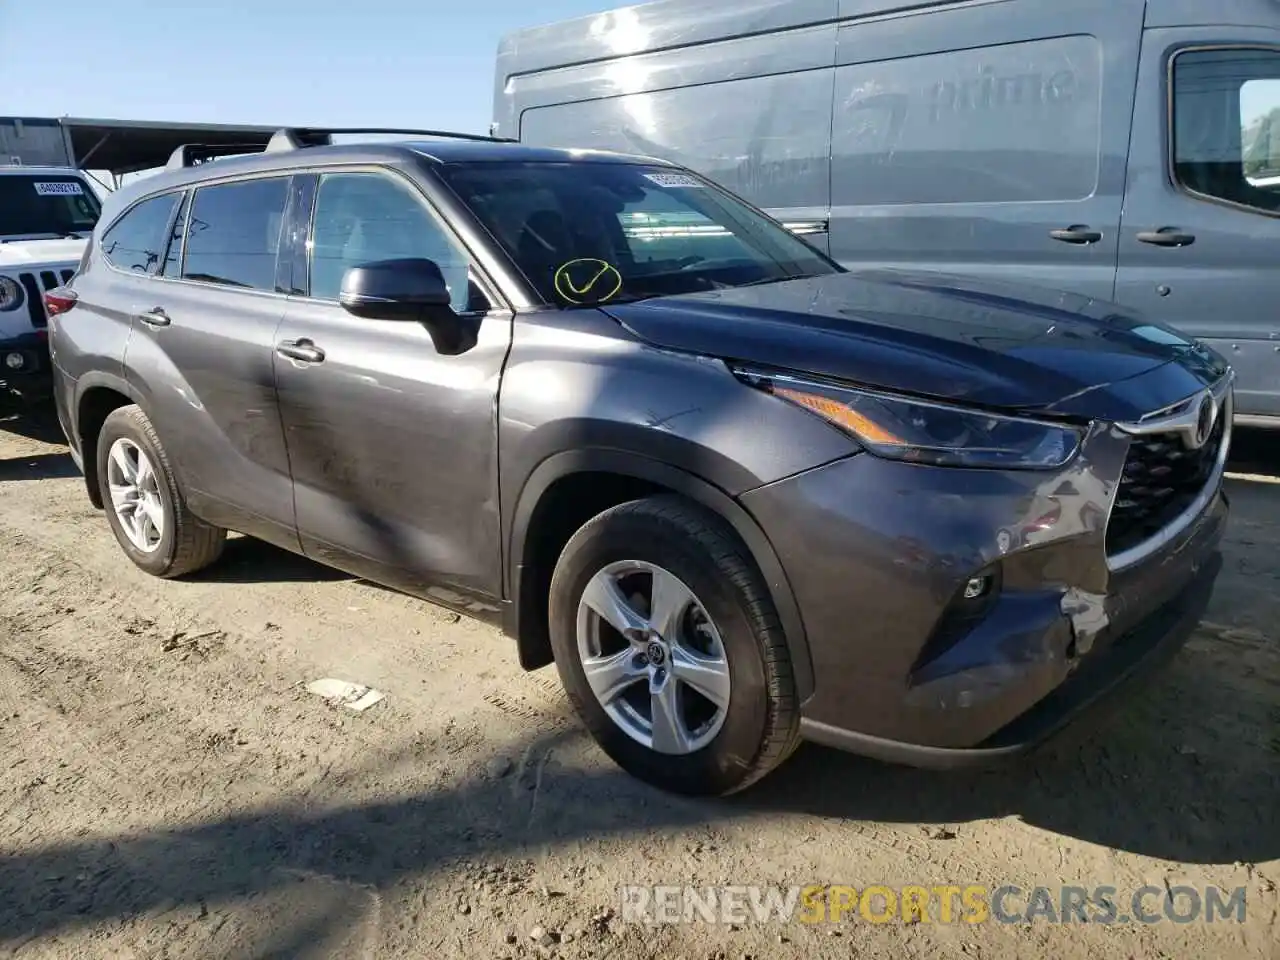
[
  {"left": 4, "top": 352, "right": 24, "bottom": 371},
  {"left": 963, "top": 575, "right": 991, "bottom": 600}
]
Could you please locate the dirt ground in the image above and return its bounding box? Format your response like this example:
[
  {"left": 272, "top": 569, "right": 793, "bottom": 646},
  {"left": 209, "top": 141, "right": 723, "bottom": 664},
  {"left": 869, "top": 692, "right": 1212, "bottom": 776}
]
[{"left": 0, "top": 408, "right": 1276, "bottom": 960}]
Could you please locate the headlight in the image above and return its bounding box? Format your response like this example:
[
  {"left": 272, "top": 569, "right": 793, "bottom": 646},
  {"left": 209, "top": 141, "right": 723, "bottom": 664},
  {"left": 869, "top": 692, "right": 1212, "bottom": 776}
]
[
  {"left": 734, "top": 367, "right": 1083, "bottom": 470},
  {"left": 0, "top": 276, "right": 22, "bottom": 312}
]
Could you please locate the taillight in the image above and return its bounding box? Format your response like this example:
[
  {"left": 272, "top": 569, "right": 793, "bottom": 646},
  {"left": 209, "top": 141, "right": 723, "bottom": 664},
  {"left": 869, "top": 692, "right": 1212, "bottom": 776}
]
[{"left": 44, "top": 287, "right": 78, "bottom": 318}]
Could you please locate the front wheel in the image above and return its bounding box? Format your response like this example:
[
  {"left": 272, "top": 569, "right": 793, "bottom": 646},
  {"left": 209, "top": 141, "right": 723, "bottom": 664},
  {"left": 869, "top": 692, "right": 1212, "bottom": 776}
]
[
  {"left": 548, "top": 496, "right": 801, "bottom": 795},
  {"left": 96, "top": 404, "right": 226, "bottom": 578}
]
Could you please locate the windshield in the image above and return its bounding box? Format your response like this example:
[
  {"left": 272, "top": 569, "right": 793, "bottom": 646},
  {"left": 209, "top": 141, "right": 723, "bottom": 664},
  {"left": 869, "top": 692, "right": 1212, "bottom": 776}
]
[
  {"left": 0, "top": 175, "right": 101, "bottom": 240},
  {"left": 436, "top": 161, "right": 840, "bottom": 306}
]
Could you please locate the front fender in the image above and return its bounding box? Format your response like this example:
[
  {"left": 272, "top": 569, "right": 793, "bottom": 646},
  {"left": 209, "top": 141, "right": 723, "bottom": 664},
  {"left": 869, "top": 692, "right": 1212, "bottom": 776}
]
[
  {"left": 498, "top": 316, "right": 852, "bottom": 703},
  {"left": 507, "top": 447, "right": 817, "bottom": 703}
]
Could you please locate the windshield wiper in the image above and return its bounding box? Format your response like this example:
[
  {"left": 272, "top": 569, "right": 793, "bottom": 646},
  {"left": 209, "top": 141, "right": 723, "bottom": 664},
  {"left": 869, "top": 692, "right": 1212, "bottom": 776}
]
[{"left": 736, "top": 273, "right": 811, "bottom": 288}]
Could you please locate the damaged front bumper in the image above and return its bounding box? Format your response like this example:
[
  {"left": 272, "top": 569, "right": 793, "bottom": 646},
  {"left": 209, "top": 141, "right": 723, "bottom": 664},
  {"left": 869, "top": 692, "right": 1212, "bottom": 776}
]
[{"left": 738, "top": 416, "right": 1228, "bottom": 769}]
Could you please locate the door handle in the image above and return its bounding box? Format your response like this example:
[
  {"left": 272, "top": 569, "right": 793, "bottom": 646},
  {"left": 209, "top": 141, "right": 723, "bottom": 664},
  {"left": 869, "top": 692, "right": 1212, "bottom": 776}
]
[
  {"left": 1049, "top": 225, "right": 1103, "bottom": 245},
  {"left": 276, "top": 339, "right": 325, "bottom": 363},
  {"left": 1137, "top": 227, "right": 1196, "bottom": 247},
  {"left": 136, "top": 307, "right": 170, "bottom": 327}
]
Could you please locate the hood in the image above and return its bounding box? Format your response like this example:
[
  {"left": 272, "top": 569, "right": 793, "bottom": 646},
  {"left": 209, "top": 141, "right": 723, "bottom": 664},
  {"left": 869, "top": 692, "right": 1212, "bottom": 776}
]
[
  {"left": 0, "top": 237, "right": 87, "bottom": 269},
  {"left": 600, "top": 269, "right": 1230, "bottom": 422}
]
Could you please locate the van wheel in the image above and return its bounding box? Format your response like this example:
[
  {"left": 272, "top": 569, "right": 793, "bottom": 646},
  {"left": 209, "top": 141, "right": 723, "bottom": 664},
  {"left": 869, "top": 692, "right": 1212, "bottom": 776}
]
[
  {"left": 96, "top": 405, "right": 226, "bottom": 578},
  {"left": 548, "top": 495, "right": 801, "bottom": 795}
]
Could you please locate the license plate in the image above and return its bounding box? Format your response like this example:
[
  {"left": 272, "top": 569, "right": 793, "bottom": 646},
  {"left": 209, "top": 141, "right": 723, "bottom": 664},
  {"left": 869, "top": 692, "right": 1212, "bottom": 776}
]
[{"left": 33, "top": 181, "right": 84, "bottom": 196}]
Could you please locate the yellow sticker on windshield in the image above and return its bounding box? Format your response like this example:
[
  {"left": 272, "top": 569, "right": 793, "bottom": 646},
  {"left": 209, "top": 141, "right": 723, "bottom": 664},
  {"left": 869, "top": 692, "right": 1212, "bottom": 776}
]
[{"left": 554, "top": 258, "right": 623, "bottom": 305}]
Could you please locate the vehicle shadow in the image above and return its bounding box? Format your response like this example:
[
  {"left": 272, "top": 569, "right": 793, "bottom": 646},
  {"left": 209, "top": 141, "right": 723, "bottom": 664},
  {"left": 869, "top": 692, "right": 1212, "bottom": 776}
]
[
  {"left": 1227, "top": 426, "right": 1280, "bottom": 476},
  {"left": 203, "top": 534, "right": 353, "bottom": 584},
  {"left": 2, "top": 690, "right": 1276, "bottom": 951},
  {"left": 744, "top": 649, "right": 1280, "bottom": 866},
  {"left": 0, "top": 405, "right": 66, "bottom": 446},
  {"left": 0, "top": 406, "right": 78, "bottom": 481},
  {"left": 0, "top": 451, "right": 80, "bottom": 482}
]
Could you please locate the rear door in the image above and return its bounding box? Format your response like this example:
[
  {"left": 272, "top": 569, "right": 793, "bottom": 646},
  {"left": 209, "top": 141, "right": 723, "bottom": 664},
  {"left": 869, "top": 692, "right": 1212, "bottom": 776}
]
[
  {"left": 1114, "top": 26, "right": 1280, "bottom": 421},
  {"left": 121, "top": 175, "right": 298, "bottom": 548},
  {"left": 827, "top": 0, "right": 1145, "bottom": 299}
]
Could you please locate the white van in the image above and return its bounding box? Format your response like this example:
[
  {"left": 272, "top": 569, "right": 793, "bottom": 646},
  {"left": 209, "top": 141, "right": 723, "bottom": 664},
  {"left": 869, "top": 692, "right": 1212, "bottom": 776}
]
[{"left": 495, "top": 0, "right": 1280, "bottom": 424}]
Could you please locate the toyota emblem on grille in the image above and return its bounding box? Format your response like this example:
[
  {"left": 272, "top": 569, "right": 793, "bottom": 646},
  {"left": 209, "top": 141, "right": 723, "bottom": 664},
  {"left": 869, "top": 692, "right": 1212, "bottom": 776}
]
[{"left": 1186, "top": 392, "right": 1216, "bottom": 450}]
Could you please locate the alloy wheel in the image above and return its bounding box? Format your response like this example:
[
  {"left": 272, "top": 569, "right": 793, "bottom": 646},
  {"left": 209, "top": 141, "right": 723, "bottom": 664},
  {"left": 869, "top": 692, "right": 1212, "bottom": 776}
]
[
  {"left": 105, "top": 438, "right": 165, "bottom": 553},
  {"left": 575, "top": 560, "right": 732, "bottom": 755}
]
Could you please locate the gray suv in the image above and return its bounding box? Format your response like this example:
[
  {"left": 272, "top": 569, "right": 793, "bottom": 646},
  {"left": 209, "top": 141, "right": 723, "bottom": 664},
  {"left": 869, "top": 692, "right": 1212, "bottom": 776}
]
[{"left": 48, "top": 128, "right": 1231, "bottom": 795}]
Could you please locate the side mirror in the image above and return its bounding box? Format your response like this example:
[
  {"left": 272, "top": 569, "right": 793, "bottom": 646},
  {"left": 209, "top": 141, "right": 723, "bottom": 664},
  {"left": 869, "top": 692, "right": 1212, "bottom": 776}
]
[{"left": 339, "top": 258, "right": 473, "bottom": 354}]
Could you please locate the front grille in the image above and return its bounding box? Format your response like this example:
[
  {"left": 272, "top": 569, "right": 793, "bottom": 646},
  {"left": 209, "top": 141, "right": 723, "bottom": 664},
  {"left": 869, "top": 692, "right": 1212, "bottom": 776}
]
[
  {"left": 15, "top": 269, "right": 75, "bottom": 328},
  {"left": 1105, "top": 410, "right": 1226, "bottom": 557}
]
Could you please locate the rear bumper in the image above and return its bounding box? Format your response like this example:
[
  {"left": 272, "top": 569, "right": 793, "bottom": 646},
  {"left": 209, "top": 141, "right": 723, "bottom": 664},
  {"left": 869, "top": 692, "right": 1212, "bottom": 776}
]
[{"left": 798, "top": 547, "right": 1221, "bottom": 768}]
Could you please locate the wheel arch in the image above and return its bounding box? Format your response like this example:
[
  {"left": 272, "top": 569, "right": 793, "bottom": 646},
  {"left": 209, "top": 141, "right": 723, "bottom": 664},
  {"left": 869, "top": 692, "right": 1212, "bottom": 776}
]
[
  {"left": 74, "top": 372, "right": 144, "bottom": 509},
  {"left": 505, "top": 448, "right": 815, "bottom": 703}
]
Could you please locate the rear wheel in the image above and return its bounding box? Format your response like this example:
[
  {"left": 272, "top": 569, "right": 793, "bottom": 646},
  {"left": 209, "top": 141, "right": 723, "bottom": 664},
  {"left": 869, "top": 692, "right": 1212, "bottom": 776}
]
[
  {"left": 96, "top": 404, "right": 226, "bottom": 577},
  {"left": 548, "top": 495, "right": 801, "bottom": 795}
]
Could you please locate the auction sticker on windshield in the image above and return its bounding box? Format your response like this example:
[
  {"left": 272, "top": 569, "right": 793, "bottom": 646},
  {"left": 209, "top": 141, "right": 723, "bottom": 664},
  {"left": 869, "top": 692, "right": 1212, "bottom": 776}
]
[
  {"left": 643, "top": 172, "right": 705, "bottom": 188},
  {"left": 554, "top": 258, "right": 623, "bottom": 305},
  {"left": 34, "top": 181, "right": 85, "bottom": 196}
]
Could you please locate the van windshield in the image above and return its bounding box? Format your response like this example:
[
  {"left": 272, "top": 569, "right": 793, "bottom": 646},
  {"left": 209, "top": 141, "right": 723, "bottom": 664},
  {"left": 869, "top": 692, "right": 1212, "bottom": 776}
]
[
  {"left": 437, "top": 161, "right": 840, "bottom": 306},
  {"left": 0, "top": 174, "right": 101, "bottom": 240}
]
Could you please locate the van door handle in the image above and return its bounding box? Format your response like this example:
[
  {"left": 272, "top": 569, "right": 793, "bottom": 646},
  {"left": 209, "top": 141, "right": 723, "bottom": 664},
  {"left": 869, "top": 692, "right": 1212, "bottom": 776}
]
[
  {"left": 1049, "top": 225, "right": 1103, "bottom": 245},
  {"left": 1137, "top": 228, "right": 1196, "bottom": 247},
  {"left": 276, "top": 339, "right": 325, "bottom": 363},
  {"left": 136, "top": 307, "right": 170, "bottom": 327}
]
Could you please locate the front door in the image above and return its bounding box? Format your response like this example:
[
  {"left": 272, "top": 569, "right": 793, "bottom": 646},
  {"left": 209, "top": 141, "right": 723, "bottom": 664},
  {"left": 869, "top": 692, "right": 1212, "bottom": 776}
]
[
  {"left": 274, "top": 167, "right": 512, "bottom": 604},
  {"left": 1114, "top": 30, "right": 1280, "bottom": 420}
]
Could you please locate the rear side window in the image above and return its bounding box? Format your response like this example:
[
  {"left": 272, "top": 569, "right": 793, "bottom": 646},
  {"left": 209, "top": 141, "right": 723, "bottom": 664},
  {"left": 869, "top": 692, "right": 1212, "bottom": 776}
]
[
  {"left": 100, "top": 193, "right": 181, "bottom": 276},
  {"left": 182, "top": 178, "right": 290, "bottom": 290},
  {"left": 1173, "top": 47, "right": 1280, "bottom": 215}
]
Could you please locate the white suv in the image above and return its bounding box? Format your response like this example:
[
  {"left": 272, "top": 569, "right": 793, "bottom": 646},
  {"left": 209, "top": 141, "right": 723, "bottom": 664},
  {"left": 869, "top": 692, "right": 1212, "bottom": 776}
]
[{"left": 0, "top": 166, "right": 100, "bottom": 405}]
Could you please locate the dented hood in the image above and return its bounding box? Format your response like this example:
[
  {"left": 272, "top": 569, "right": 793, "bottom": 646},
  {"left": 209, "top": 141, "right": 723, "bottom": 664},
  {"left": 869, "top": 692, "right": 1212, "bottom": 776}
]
[{"left": 600, "top": 269, "right": 1230, "bottom": 422}]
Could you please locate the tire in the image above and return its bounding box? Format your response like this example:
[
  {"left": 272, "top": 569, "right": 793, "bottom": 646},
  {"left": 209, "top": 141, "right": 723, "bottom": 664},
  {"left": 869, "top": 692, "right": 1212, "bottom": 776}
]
[
  {"left": 95, "top": 404, "right": 226, "bottom": 578},
  {"left": 548, "top": 495, "right": 801, "bottom": 796}
]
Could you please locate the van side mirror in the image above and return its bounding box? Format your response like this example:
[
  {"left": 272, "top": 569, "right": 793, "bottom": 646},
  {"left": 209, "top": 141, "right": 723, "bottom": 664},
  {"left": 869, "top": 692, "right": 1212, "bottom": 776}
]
[{"left": 339, "top": 257, "right": 473, "bottom": 353}]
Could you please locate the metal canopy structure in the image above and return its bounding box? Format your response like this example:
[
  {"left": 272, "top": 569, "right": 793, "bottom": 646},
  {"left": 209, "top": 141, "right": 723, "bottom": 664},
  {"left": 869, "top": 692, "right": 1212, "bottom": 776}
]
[{"left": 59, "top": 116, "right": 281, "bottom": 174}]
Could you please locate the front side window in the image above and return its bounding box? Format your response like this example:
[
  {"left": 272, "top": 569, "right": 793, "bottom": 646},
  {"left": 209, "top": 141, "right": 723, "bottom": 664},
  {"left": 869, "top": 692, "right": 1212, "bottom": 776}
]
[
  {"left": 182, "top": 178, "right": 290, "bottom": 290},
  {"left": 1174, "top": 47, "right": 1280, "bottom": 214},
  {"left": 436, "top": 161, "right": 839, "bottom": 306},
  {"left": 308, "top": 171, "right": 478, "bottom": 312},
  {"left": 100, "top": 193, "right": 181, "bottom": 276},
  {"left": 0, "top": 174, "right": 102, "bottom": 240}
]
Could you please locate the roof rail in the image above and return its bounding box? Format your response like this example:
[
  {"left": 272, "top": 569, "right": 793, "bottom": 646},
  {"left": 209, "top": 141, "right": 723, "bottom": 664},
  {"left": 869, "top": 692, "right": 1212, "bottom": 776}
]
[
  {"left": 264, "top": 126, "right": 518, "bottom": 152},
  {"left": 163, "top": 126, "right": 519, "bottom": 171},
  {"left": 164, "top": 141, "right": 273, "bottom": 170}
]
